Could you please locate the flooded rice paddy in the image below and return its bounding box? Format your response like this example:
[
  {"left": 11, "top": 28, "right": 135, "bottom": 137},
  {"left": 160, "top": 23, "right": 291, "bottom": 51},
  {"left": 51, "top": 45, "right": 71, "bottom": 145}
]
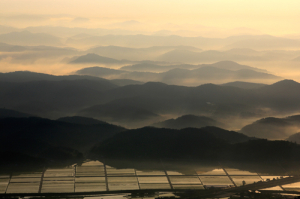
[{"left": 0, "top": 160, "right": 298, "bottom": 194}]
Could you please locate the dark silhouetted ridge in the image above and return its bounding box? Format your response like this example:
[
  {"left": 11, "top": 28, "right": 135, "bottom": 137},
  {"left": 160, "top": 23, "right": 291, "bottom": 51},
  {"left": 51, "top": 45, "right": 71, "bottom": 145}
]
[
  {"left": 152, "top": 114, "right": 225, "bottom": 129},
  {"left": 221, "top": 81, "right": 267, "bottom": 89},
  {"left": 75, "top": 66, "right": 125, "bottom": 76},
  {"left": 269, "top": 79, "right": 300, "bottom": 88},
  {"left": 0, "top": 117, "right": 126, "bottom": 153},
  {"left": 0, "top": 71, "right": 117, "bottom": 84},
  {"left": 287, "top": 132, "right": 300, "bottom": 144},
  {"left": 79, "top": 102, "right": 161, "bottom": 128},
  {"left": 201, "top": 126, "right": 254, "bottom": 144},
  {"left": 0, "top": 78, "right": 117, "bottom": 118},
  {"left": 110, "top": 79, "right": 143, "bottom": 86},
  {"left": 0, "top": 108, "right": 32, "bottom": 118},
  {"left": 57, "top": 116, "right": 107, "bottom": 125},
  {"left": 240, "top": 115, "right": 300, "bottom": 139},
  {"left": 70, "top": 53, "right": 129, "bottom": 64},
  {"left": 142, "top": 81, "right": 168, "bottom": 87},
  {"left": 90, "top": 126, "right": 300, "bottom": 161}
]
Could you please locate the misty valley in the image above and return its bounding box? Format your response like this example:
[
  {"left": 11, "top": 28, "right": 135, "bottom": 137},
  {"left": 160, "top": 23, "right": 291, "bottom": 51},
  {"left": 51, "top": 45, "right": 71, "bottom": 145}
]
[{"left": 1, "top": 10, "right": 300, "bottom": 198}]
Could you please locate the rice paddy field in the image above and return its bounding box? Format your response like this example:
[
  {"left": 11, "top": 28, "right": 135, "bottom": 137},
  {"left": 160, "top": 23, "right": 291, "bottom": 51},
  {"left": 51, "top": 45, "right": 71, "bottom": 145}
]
[{"left": 0, "top": 160, "right": 295, "bottom": 194}]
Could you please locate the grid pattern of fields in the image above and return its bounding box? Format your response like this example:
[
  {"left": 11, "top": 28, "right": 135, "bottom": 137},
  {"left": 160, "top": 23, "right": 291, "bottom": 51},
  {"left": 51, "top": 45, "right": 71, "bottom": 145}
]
[{"left": 0, "top": 161, "right": 291, "bottom": 193}]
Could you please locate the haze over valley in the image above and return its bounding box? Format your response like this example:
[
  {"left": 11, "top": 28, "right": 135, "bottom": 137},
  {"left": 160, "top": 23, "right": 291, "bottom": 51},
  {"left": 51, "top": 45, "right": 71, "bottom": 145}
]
[{"left": 2, "top": 1, "right": 300, "bottom": 197}]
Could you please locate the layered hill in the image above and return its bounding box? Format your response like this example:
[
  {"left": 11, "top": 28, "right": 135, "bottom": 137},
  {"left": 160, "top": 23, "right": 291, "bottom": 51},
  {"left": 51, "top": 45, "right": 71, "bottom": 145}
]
[
  {"left": 152, "top": 115, "right": 225, "bottom": 129},
  {"left": 157, "top": 47, "right": 300, "bottom": 63},
  {"left": 221, "top": 81, "right": 267, "bottom": 89},
  {"left": 57, "top": 116, "right": 108, "bottom": 125},
  {"left": 0, "top": 70, "right": 299, "bottom": 129},
  {"left": 120, "top": 61, "right": 266, "bottom": 73},
  {"left": 89, "top": 126, "right": 299, "bottom": 162},
  {"left": 65, "top": 34, "right": 300, "bottom": 50},
  {"left": 109, "top": 79, "right": 143, "bottom": 86},
  {"left": 76, "top": 66, "right": 125, "bottom": 78},
  {"left": 86, "top": 45, "right": 202, "bottom": 61},
  {"left": 85, "top": 79, "right": 300, "bottom": 114},
  {"left": 78, "top": 80, "right": 300, "bottom": 128},
  {"left": 0, "top": 74, "right": 118, "bottom": 118},
  {"left": 0, "top": 71, "right": 141, "bottom": 86},
  {"left": 0, "top": 31, "right": 62, "bottom": 46},
  {"left": 0, "top": 71, "right": 117, "bottom": 82},
  {"left": 0, "top": 42, "right": 76, "bottom": 53},
  {"left": 0, "top": 42, "right": 78, "bottom": 63},
  {"left": 224, "top": 35, "right": 300, "bottom": 50},
  {"left": 69, "top": 53, "right": 131, "bottom": 64},
  {"left": 79, "top": 102, "right": 162, "bottom": 128},
  {"left": 75, "top": 61, "right": 281, "bottom": 86},
  {"left": 240, "top": 115, "right": 300, "bottom": 140}
]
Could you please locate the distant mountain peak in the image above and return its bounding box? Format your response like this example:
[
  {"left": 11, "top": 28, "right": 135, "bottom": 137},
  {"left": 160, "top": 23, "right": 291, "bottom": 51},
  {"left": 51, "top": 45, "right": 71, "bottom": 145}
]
[
  {"left": 196, "top": 65, "right": 230, "bottom": 71},
  {"left": 221, "top": 81, "right": 267, "bottom": 89},
  {"left": 255, "top": 117, "right": 285, "bottom": 124},
  {"left": 142, "top": 82, "right": 168, "bottom": 87},
  {"left": 197, "top": 83, "right": 221, "bottom": 88},
  {"left": 214, "top": 60, "right": 239, "bottom": 65},
  {"left": 78, "top": 53, "right": 103, "bottom": 59},
  {"left": 178, "top": 114, "right": 208, "bottom": 119},
  {"left": 152, "top": 114, "right": 224, "bottom": 129},
  {"left": 271, "top": 79, "right": 299, "bottom": 87},
  {"left": 69, "top": 53, "right": 128, "bottom": 64}
]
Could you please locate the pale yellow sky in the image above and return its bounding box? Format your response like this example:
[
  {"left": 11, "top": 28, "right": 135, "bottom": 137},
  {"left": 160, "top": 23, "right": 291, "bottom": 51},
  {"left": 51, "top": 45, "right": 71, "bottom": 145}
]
[{"left": 1, "top": 0, "right": 300, "bottom": 36}]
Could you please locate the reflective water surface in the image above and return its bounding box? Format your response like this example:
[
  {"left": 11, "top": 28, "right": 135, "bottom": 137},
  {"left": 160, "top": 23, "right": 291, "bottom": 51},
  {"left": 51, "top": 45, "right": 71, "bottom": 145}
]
[{"left": 0, "top": 159, "right": 299, "bottom": 198}]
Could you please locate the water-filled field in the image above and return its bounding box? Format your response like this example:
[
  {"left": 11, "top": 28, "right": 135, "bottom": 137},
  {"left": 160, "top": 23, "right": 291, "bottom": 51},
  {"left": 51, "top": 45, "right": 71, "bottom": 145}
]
[{"left": 0, "top": 160, "right": 296, "bottom": 194}]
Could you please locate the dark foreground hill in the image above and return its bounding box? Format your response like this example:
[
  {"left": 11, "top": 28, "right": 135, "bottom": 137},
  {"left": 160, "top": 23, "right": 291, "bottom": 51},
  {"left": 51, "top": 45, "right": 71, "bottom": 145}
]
[
  {"left": 110, "top": 79, "right": 143, "bottom": 86},
  {"left": 240, "top": 115, "right": 300, "bottom": 139},
  {"left": 0, "top": 117, "right": 126, "bottom": 171},
  {"left": 0, "top": 108, "right": 33, "bottom": 118},
  {"left": 89, "top": 127, "right": 240, "bottom": 159},
  {"left": 287, "top": 132, "right": 300, "bottom": 144},
  {"left": 0, "top": 117, "right": 125, "bottom": 152},
  {"left": 89, "top": 126, "right": 299, "bottom": 162},
  {"left": 221, "top": 81, "right": 267, "bottom": 89}
]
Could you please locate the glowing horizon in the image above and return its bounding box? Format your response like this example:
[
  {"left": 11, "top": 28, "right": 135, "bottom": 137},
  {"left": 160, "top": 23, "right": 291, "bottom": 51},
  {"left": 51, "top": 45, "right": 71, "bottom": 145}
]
[{"left": 0, "top": 0, "right": 299, "bottom": 37}]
